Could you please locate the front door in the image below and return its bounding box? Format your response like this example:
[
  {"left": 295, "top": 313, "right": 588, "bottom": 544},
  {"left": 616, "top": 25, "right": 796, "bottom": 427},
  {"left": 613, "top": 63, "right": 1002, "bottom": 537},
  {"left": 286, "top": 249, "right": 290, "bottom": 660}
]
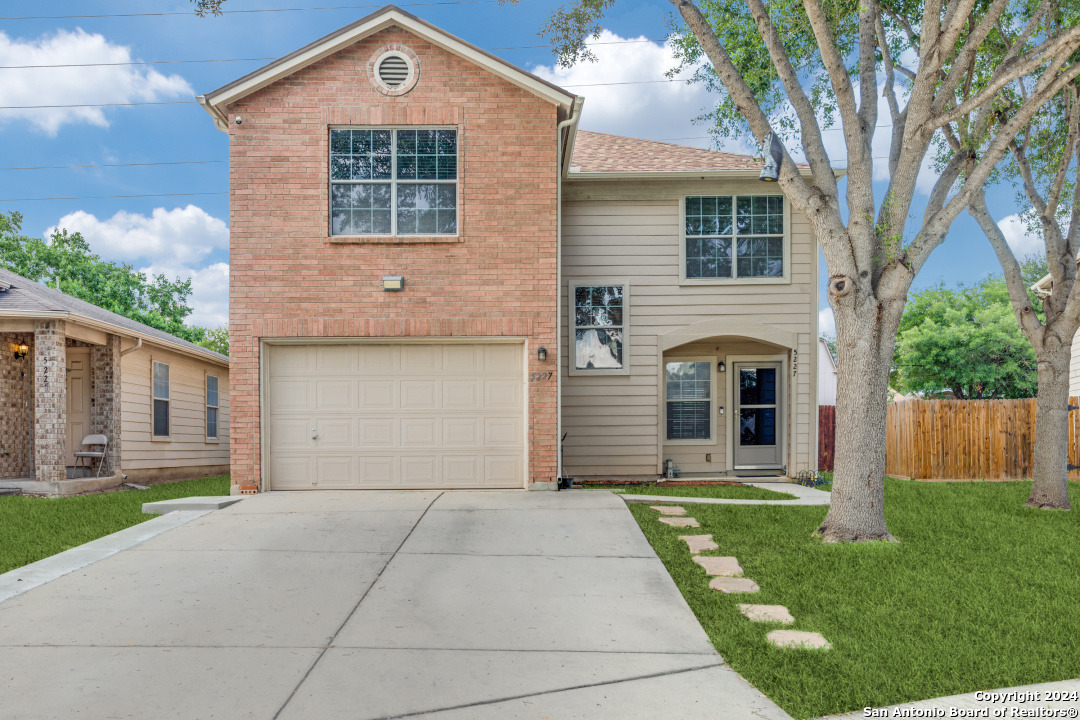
[
  {"left": 733, "top": 362, "right": 782, "bottom": 469},
  {"left": 66, "top": 348, "right": 91, "bottom": 465}
]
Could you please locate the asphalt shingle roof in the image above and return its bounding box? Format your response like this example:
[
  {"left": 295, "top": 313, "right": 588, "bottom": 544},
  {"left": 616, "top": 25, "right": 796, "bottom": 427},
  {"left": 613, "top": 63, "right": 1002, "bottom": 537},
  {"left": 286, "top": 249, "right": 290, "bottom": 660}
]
[
  {"left": 0, "top": 268, "right": 227, "bottom": 364},
  {"left": 569, "top": 130, "right": 809, "bottom": 174}
]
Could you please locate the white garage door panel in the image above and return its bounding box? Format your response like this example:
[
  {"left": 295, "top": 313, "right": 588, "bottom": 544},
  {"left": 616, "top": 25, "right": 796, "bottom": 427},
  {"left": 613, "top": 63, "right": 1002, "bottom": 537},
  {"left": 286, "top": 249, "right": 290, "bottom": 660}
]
[{"left": 266, "top": 342, "right": 525, "bottom": 490}]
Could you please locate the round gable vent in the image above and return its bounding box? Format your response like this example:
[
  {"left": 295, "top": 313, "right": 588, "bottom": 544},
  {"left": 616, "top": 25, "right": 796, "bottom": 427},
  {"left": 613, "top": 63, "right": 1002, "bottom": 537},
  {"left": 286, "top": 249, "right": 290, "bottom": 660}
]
[{"left": 368, "top": 46, "right": 419, "bottom": 96}]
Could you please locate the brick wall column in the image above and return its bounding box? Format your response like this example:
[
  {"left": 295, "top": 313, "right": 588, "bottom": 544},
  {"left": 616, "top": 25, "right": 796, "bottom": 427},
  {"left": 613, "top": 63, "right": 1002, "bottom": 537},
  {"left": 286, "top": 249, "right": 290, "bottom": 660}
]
[
  {"left": 33, "top": 320, "right": 66, "bottom": 483},
  {"left": 90, "top": 334, "right": 122, "bottom": 476}
]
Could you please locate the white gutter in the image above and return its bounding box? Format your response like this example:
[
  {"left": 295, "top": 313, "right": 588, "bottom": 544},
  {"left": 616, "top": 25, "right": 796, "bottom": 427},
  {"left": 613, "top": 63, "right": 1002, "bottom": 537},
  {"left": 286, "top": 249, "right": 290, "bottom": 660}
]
[
  {"left": 565, "top": 167, "right": 843, "bottom": 181},
  {"left": 555, "top": 97, "right": 584, "bottom": 483},
  {"left": 119, "top": 338, "right": 142, "bottom": 357},
  {"left": 0, "top": 310, "right": 228, "bottom": 367}
]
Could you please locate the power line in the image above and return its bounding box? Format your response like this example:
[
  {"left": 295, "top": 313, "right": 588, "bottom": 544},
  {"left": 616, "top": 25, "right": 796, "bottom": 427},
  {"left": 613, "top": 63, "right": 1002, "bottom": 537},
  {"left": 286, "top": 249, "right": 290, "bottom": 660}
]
[
  {"left": 0, "top": 101, "right": 192, "bottom": 109},
  {"left": 0, "top": 1, "right": 499, "bottom": 21},
  {"left": 0, "top": 160, "right": 226, "bottom": 171},
  {"left": 0, "top": 192, "right": 228, "bottom": 202},
  {"left": 0, "top": 39, "right": 661, "bottom": 71}
]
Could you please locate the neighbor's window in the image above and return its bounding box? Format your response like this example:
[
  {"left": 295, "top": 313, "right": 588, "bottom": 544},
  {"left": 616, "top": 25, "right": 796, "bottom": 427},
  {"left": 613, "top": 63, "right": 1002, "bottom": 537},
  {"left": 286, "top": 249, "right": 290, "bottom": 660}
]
[
  {"left": 573, "top": 284, "right": 625, "bottom": 371},
  {"left": 330, "top": 128, "right": 457, "bottom": 236},
  {"left": 206, "top": 375, "right": 219, "bottom": 440},
  {"left": 152, "top": 361, "right": 170, "bottom": 437},
  {"left": 685, "top": 195, "right": 784, "bottom": 279},
  {"left": 666, "top": 361, "right": 712, "bottom": 440}
]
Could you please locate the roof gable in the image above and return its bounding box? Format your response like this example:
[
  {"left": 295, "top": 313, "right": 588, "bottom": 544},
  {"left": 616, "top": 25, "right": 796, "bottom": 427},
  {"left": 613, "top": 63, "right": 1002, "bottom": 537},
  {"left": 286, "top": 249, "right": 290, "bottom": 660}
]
[{"left": 198, "top": 5, "right": 576, "bottom": 130}]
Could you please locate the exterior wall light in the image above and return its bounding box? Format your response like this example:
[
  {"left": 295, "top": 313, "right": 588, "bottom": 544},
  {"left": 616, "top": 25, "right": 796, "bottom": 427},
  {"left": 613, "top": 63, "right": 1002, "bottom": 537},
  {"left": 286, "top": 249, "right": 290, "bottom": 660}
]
[
  {"left": 382, "top": 276, "right": 404, "bottom": 291},
  {"left": 718, "top": 361, "right": 726, "bottom": 373},
  {"left": 758, "top": 132, "right": 783, "bottom": 182},
  {"left": 13, "top": 343, "right": 28, "bottom": 359},
  {"left": 537, "top": 347, "right": 548, "bottom": 362}
]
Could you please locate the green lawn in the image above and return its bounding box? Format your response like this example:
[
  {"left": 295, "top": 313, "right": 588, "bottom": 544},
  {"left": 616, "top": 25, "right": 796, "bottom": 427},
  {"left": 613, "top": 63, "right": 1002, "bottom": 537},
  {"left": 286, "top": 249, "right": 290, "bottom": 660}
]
[
  {"left": 0, "top": 475, "right": 230, "bottom": 575},
  {"left": 627, "top": 478, "right": 1080, "bottom": 718},
  {"left": 584, "top": 483, "right": 797, "bottom": 501}
]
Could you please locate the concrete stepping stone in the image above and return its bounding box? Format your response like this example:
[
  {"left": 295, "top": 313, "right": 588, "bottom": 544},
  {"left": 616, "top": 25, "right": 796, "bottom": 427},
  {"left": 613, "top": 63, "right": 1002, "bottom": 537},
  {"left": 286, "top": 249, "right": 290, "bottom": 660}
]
[
  {"left": 709, "top": 577, "right": 760, "bottom": 593},
  {"left": 651, "top": 505, "right": 687, "bottom": 516},
  {"left": 679, "top": 535, "right": 719, "bottom": 553},
  {"left": 658, "top": 517, "right": 700, "bottom": 527},
  {"left": 766, "top": 629, "right": 832, "bottom": 650},
  {"left": 692, "top": 556, "right": 742, "bottom": 576},
  {"left": 738, "top": 604, "right": 794, "bottom": 624}
]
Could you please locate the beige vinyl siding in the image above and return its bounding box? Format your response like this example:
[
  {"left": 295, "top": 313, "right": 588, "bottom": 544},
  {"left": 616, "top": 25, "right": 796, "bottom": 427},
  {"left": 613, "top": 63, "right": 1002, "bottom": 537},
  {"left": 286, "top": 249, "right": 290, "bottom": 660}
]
[
  {"left": 120, "top": 345, "right": 230, "bottom": 471},
  {"left": 561, "top": 179, "right": 818, "bottom": 477}
]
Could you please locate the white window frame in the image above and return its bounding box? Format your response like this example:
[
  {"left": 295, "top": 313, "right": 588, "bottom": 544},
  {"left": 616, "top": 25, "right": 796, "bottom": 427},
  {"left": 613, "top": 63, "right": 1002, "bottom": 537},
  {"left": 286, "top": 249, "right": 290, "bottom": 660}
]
[
  {"left": 205, "top": 373, "right": 220, "bottom": 442},
  {"left": 679, "top": 194, "right": 791, "bottom": 286},
  {"left": 328, "top": 126, "right": 459, "bottom": 238},
  {"left": 152, "top": 360, "right": 170, "bottom": 440},
  {"left": 664, "top": 356, "right": 717, "bottom": 445},
  {"left": 568, "top": 280, "right": 630, "bottom": 377}
]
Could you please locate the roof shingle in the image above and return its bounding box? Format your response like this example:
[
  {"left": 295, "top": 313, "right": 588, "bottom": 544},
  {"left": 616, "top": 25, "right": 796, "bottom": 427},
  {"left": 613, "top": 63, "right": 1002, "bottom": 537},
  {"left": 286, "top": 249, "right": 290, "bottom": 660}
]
[{"left": 569, "top": 130, "right": 770, "bottom": 174}]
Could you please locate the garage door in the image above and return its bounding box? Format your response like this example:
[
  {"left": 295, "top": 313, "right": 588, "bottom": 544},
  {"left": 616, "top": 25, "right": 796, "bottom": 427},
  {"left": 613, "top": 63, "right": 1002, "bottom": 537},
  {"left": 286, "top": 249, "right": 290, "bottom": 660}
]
[{"left": 265, "top": 342, "right": 525, "bottom": 489}]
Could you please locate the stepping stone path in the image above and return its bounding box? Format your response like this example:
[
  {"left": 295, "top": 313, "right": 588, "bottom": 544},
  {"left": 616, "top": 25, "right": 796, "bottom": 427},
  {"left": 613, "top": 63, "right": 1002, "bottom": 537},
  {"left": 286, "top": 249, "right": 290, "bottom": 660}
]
[
  {"left": 738, "top": 604, "right": 794, "bottom": 624},
  {"left": 679, "top": 535, "right": 719, "bottom": 553},
  {"left": 658, "top": 516, "right": 700, "bottom": 527},
  {"left": 692, "top": 556, "right": 743, "bottom": 576},
  {"left": 650, "top": 505, "right": 687, "bottom": 516},
  {"left": 766, "top": 629, "right": 832, "bottom": 650},
  {"left": 709, "top": 577, "right": 760, "bottom": 593}
]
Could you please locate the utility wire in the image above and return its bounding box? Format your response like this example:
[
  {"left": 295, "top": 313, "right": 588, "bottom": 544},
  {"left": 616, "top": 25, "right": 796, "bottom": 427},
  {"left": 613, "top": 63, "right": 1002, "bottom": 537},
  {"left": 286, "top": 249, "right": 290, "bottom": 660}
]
[
  {"left": 0, "top": 192, "right": 228, "bottom": 202},
  {"left": 0, "top": 39, "right": 661, "bottom": 70},
  {"left": 1, "top": 1, "right": 499, "bottom": 21},
  {"left": 0, "top": 160, "right": 227, "bottom": 171}
]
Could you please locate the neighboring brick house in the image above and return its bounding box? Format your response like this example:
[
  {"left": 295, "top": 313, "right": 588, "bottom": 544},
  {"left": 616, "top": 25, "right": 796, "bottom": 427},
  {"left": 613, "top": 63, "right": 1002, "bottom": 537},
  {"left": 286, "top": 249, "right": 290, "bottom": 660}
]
[
  {"left": 198, "top": 5, "right": 820, "bottom": 493},
  {"left": 0, "top": 269, "right": 230, "bottom": 496}
]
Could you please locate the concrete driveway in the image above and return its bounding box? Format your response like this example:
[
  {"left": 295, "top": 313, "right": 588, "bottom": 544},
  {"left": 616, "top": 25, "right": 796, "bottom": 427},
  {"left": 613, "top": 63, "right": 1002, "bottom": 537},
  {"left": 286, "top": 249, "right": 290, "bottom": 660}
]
[{"left": 0, "top": 490, "right": 791, "bottom": 719}]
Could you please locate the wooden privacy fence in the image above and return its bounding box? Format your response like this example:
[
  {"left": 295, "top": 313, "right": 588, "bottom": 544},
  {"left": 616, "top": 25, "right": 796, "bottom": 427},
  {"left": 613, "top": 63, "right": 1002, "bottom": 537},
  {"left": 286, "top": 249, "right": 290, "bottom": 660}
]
[{"left": 818, "top": 398, "right": 1080, "bottom": 480}]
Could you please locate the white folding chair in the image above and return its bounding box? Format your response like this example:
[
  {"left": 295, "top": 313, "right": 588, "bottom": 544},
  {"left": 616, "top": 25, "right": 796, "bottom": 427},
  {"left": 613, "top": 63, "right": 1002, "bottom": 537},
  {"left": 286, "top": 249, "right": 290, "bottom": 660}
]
[{"left": 74, "top": 434, "right": 108, "bottom": 477}]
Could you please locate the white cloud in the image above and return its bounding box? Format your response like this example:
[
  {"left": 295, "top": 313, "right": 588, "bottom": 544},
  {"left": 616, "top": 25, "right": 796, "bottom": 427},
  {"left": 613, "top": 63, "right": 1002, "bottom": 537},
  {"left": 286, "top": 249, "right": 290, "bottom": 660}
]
[
  {"left": 531, "top": 31, "right": 741, "bottom": 151},
  {"left": 997, "top": 213, "right": 1044, "bottom": 259},
  {"left": 142, "top": 262, "right": 230, "bottom": 329},
  {"left": 49, "top": 205, "right": 229, "bottom": 267},
  {"left": 818, "top": 307, "right": 836, "bottom": 337},
  {"left": 0, "top": 28, "right": 192, "bottom": 135}
]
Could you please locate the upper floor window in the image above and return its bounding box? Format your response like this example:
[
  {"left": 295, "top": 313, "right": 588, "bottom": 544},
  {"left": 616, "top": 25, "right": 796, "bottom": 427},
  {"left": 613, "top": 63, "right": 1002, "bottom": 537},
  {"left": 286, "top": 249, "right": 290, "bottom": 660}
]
[
  {"left": 330, "top": 128, "right": 457, "bottom": 236},
  {"left": 684, "top": 195, "right": 785, "bottom": 280},
  {"left": 571, "top": 283, "right": 626, "bottom": 373}
]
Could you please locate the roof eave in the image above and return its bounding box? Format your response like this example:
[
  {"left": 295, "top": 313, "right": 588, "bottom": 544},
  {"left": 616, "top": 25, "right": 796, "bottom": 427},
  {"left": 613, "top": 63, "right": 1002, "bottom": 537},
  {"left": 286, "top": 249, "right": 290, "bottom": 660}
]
[
  {"left": 0, "top": 309, "right": 229, "bottom": 367},
  {"left": 200, "top": 5, "right": 576, "bottom": 125},
  {"left": 565, "top": 168, "right": 818, "bottom": 181}
]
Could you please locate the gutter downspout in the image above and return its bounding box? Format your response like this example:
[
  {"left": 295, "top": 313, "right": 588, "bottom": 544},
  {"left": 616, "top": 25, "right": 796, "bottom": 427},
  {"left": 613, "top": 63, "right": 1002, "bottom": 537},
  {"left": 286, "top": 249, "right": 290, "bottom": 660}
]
[
  {"left": 119, "top": 338, "right": 142, "bottom": 357},
  {"left": 555, "top": 97, "right": 583, "bottom": 484}
]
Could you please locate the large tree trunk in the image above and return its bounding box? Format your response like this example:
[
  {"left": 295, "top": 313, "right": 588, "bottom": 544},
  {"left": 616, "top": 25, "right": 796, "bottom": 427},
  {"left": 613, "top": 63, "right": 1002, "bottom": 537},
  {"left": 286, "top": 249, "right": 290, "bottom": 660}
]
[
  {"left": 816, "top": 283, "right": 902, "bottom": 542},
  {"left": 1029, "top": 339, "right": 1074, "bottom": 509}
]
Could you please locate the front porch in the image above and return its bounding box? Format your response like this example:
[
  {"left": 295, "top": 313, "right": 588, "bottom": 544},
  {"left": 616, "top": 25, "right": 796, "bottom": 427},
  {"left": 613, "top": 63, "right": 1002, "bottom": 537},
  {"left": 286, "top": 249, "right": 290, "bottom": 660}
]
[{"left": 1, "top": 320, "right": 123, "bottom": 496}]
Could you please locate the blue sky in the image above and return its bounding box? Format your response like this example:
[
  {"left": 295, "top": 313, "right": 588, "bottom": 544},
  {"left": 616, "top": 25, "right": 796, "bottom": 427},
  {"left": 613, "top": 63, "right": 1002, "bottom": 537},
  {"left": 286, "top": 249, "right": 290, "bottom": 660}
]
[{"left": 0, "top": 0, "right": 1042, "bottom": 332}]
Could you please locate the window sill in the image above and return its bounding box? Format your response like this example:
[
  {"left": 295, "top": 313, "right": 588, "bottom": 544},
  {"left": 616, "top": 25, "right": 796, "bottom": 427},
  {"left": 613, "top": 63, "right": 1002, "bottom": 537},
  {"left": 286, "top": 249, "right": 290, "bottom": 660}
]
[
  {"left": 329, "top": 235, "right": 463, "bottom": 245},
  {"left": 568, "top": 368, "right": 630, "bottom": 377},
  {"left": 679, "top": 277, "right": 791, "bottom": 286},
  {"left": 665, "top": 438, "right": 718, "bottom": 445},
  {"left": 205, "top": 437, "right": 220, "bottom": 444},
  {"left": 150, "top": 435, "right": 171, "bottom": 442}
]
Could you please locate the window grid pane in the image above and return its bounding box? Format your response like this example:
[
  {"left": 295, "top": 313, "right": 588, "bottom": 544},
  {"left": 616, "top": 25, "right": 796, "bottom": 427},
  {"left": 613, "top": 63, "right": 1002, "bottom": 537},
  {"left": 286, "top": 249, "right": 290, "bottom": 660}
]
[
  {"left": 330, "top": 128, "right": 457, "bottom": 236},
  {"left": 574, "top": 285, "right": 625, "bottom": 370},
  {"left": 153, "top": 399, "right": 169, "bottom": 437},
  {"left": 667, "top": 401, "right": 710, "bottom": 440},
  {"left": 685, "top": 195, "right": 784, "bottom": 279},
  {"left": 207, "top": 407, "right": 219, "bottom": 439},
  {"left": 206, "top": 376, "right": 219, "bottom": 408},
  {"left": 152, "top": 363, "right": 169, "bottom": 399}
]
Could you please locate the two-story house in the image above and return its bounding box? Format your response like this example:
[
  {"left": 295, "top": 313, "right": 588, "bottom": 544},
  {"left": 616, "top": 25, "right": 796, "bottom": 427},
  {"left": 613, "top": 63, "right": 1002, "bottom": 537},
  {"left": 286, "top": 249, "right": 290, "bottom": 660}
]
[{"left": 197, "top": 5, "right": 820, "bottom": 493}]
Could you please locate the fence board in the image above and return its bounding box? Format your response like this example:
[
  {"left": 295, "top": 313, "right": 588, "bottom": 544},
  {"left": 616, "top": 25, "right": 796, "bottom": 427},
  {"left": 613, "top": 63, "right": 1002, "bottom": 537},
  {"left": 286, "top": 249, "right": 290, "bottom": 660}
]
[{"left": 818, "top": 397, "right": 1080, "bottom": 479}]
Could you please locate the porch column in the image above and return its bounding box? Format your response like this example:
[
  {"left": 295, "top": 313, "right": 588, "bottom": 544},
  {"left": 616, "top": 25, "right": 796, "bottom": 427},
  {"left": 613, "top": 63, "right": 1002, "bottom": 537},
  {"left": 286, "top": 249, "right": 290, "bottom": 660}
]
[
  {"left": 33, "top": 320, "right": 66, "bottom": 483},
  {"left": 90, "top": 334, "right": 122, "bottom": 476}
]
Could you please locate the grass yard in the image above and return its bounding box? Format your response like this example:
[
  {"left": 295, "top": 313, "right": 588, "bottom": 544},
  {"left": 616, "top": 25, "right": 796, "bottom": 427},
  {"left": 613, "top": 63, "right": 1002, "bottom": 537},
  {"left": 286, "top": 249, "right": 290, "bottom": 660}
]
[
  {"left": 0, "top": 474, "right": 230, "bottom": 575},
  {"left": 584, "top": 483, "right": 797, "bottom": 501},
  {"left": 628, "top": 478, "right": 1080, "bottom": 718}
]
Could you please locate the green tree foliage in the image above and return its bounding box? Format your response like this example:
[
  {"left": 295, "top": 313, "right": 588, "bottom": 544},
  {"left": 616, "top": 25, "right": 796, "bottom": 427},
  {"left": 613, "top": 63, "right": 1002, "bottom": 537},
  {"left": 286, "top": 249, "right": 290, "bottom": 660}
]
[
  {"left": 0, "top": 210, "right": 207, "bottom": 344},
  {"left": 191, "top": 0, "right": 225, "bottom": 16},
  {"left": 892, "top": 259, "right": 1049, "bottom": 400},
  {"left": 197, "top": 325, "right": 229, "bottom": 356}
]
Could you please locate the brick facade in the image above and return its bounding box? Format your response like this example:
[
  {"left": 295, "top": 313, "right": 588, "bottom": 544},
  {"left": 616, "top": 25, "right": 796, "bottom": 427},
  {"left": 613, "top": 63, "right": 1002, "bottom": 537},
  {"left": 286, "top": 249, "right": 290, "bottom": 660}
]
[
  {"left": 90, "top": 334, "right": 122, "bottom": 475},
  {"left": 0, "top": 333, "right": 34, "bottom": 478},
  {"left": 226, "top": 28, "right": 560, "bottom": 491},
  {"left": 33, "top": 320, "right": 66, "bottom": 483}
]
